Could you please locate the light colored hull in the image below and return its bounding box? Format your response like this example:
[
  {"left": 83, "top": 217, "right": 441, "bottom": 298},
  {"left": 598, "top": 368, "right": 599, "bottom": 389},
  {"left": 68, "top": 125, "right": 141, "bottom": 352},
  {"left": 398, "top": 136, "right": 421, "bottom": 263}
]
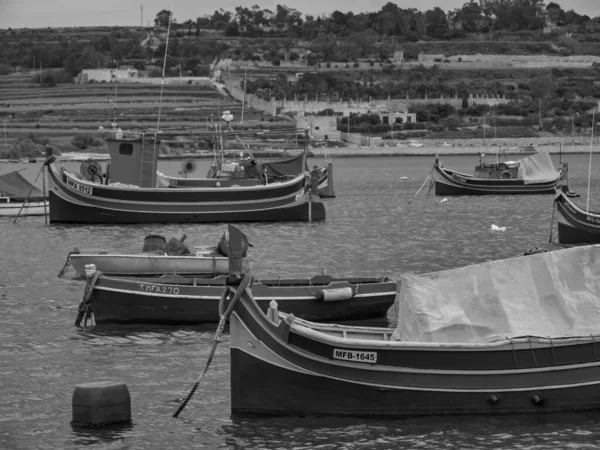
[
  {"left": 0, "top": 201, "right": 48, "bottom": 216},
  {"left": 70, "top": 253, "right": 237, "bottom": 276}
]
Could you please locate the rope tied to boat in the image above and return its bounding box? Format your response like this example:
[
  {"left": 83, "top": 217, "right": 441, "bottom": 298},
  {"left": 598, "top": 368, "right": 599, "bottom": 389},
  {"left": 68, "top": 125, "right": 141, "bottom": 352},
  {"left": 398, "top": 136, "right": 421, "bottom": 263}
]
[
  {"left": 75, "top": 270, "right": 100, "bottom": 327},
  {"left": 58, "top": 248, "right": 80, "bottom": 278},
  {"left": 173, "top": 273, "right": 252, "bottom": 418}
]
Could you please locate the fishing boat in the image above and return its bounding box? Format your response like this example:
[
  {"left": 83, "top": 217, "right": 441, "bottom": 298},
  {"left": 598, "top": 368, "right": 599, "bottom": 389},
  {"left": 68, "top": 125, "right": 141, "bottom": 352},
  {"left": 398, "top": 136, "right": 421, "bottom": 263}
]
[
  {"left": 433, "top": 151, "right": 562, "bottom": 195},
  {"left": 61, "top": 232, "right": 250, "bottom": 277},
  {"left": 46, "top": 129, "right": 325, "bottom": 224},
  {"left": 554, "top": 191, "right": 600, "bottom": 244},
  {"left": 226, "top": 243, "right": 600, "bottom": 418},
  {"left": 0, "top": 169, "right": 48, "bottom": 216},
  {"left": 164, "top": 149, "right": 335, "bottom": 198},
  {"left": 83, "top": 271, "right": 397, "bottom": 325}
]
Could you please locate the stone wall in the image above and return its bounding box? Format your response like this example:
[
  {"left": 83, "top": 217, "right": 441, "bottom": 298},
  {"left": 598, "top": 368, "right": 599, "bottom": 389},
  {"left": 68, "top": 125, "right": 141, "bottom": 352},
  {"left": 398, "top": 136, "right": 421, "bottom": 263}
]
[{"left": 417, "top": 54, "right": 600, "bottom": 68}]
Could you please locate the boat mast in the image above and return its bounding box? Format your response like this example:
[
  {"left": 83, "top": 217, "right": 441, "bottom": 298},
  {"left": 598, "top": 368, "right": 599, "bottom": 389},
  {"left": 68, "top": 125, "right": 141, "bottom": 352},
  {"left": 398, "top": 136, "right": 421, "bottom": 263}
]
[
  {"left": 587, "top": 110, "right": 595, "bottom": 212},
  {"left": 241, "top": 68, "right": 247, "bottom": 124},
  {"left": 155, "top": 8, "right": 173, "bottom": 134}
]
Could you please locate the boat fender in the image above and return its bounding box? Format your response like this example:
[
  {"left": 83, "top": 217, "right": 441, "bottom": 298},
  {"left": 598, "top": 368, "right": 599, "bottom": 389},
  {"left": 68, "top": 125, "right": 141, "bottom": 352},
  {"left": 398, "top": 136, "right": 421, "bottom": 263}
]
[
  {"left": 316, "top": 287, "right": 354, "bottom": 302},
  {"left": 501, "top": 170, "right": 512, "bottom": 179},
  {"left": 486, "top": 393, "right": 499, "bottom": 404},
  {"left": 530, "top": 392, "right": 543, "bottom": 405}
]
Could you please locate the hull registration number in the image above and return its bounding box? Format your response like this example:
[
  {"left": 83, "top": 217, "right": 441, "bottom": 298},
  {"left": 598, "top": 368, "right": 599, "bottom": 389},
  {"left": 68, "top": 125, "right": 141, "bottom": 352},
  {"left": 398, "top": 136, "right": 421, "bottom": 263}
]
[
  {"left": 333, "top": 349, "right": 377, "bottom": 363},
  {"left": 66, "top": 177, "right": 93, "bottom": 195}
]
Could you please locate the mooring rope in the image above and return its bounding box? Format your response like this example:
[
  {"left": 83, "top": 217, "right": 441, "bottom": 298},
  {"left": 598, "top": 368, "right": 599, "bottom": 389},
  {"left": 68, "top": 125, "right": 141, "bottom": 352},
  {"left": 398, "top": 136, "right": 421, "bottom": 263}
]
[
  {"left": 57, "top": 251, "right": 75, "bottom": 278},
  {"left": 75, "top": 271, "right": 101, "bottom": 327},
  {"left": 173, "top": 273, "right": 252, "bottom": 418},
  {"left": 172, "top": 312, "right": 228, "bottom": 418},
  {"left": 548, "top": 200, "right": 556, "bottom": 243}
]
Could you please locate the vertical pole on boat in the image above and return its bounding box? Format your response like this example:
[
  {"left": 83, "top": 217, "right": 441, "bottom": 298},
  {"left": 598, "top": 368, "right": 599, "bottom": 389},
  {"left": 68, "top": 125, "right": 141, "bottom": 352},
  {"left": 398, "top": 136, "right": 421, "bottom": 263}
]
[
  {"left": 42, "top": 165, "right": 47, "bottom": 225},
  {"left": 559, "top": 142, "right": 562, "bottom": 165},
  {"left": 155, "top": 7, "right": 172, "bottom": 134},
  {"left": 587, "top": 111, "right": 595, "bottom": 212},
  {"left": 241, "top": 68, "right": 247, "bottom": 124}
]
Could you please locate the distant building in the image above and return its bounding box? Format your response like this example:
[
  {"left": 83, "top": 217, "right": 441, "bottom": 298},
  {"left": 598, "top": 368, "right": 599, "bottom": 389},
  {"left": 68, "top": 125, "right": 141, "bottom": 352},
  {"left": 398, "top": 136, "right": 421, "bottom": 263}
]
[
  {"left": 295, "top": 116, "right": 340, "bottom": 140},
  {"left": 78, "top": 68, "right": 138, "bottom": 83}
]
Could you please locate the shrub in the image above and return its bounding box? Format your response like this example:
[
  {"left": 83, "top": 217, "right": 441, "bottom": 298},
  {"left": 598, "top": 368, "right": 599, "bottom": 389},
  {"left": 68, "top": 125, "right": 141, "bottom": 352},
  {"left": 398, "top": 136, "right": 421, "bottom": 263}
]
[{"left": 71, "top": 134, "right": 105, "bottom": 150}]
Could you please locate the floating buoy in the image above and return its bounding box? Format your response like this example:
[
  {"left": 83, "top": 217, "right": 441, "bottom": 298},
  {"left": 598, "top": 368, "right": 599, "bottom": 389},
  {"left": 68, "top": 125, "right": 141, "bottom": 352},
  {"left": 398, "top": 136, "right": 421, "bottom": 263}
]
[
  {"left": 440, "top": 198, "right": 448, "bottom": 203},
  {"left": 491, "top": 224, "right": 506, "bottom": 232},
  {"left": 71, "top": 381, "right": 131, "bottom": 428}
]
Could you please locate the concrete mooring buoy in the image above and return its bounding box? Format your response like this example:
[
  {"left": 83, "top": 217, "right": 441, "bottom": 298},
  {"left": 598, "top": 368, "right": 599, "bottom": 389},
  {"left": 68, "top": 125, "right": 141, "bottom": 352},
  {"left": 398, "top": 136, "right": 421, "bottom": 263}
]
[{"left": 71, "top": 381, "right": 131, "bottom": 427}]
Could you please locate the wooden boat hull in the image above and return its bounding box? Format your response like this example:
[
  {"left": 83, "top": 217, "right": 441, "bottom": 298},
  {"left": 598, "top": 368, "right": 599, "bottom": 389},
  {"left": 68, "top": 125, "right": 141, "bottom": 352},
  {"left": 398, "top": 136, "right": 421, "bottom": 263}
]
[
  {"left": 47, "top": 162, "right": 325, "bottom": 223},
  {"left": 230, "top": 289, "right": 600, "bottom": 417},
  {"left": 70, "top": 253, "right": 239, "bottom": 276},
  {"left": 49, "top": 189, "right": 324, "bottom": 224},
  {"left": 90, "top": 275, "right": 397, "bottom": 324},
  {"left": 0, "top": 200, "right": 47, "bottom": 216},
  {"left": 434, "top": 164, "right": 559, "bottom": 196},
  {"left": 555, "top": 193, "right": 600, "bottom": 244}
]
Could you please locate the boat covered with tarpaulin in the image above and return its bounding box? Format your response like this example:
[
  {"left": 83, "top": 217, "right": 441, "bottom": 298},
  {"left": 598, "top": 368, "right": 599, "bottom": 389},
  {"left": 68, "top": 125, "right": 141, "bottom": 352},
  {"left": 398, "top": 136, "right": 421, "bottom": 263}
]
[
  {"left": 434, "top": 151, "right": 562, "bottom": 195},
  {"left": 0, "top": 169, "right": 47, "bottom": 216},
  {"left": 228, "top": 244, "right": 600, "bottom": 417}
]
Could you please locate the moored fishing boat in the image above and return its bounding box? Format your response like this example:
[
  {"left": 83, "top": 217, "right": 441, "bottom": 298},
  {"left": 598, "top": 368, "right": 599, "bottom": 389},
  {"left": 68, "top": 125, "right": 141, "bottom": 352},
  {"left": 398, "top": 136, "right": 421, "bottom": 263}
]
[
  {"left": 61, "top": 231, "right": 250, "bottom": 277},
  {"left": 0, "top": 169, "right": 47, "bottom": 217},
  {"left": 554, "top": 191, "right": 600, "bottom": 244},
  {"left": 46, "top": 129, "right": 325, "bottom": 224},
  {"left": 83, "top": 272, "right": 397, "bottom": 325},
  {"left": 433, "top": 151, "right": 562, "bottom": 195},
  {"left": 226, "top": 244, "right": 600, "bottom": 417}
]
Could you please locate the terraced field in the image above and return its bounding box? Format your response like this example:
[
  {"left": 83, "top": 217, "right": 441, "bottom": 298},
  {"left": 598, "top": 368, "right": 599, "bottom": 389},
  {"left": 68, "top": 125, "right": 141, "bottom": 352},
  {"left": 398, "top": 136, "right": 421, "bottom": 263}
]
[{"left": 0, "top": 73, "right": 287, "bottom": 152}]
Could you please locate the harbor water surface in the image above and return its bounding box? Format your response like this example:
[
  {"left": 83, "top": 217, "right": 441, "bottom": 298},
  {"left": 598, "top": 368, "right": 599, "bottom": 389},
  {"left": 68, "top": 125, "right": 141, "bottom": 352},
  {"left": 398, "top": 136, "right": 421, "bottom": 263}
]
[{"left": 3, "top": 154, "right": 600, "bottom": 449}]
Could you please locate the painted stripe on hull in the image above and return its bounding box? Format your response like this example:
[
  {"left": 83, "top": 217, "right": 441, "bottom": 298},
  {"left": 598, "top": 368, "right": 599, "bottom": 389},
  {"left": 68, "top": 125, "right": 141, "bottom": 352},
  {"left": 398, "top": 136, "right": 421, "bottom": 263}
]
[
  {"left": 50, "top": 163, "right": 307, "bottom": 203},
  {"left": 49, "top": 189, "right": 325, "bottom": 223}
]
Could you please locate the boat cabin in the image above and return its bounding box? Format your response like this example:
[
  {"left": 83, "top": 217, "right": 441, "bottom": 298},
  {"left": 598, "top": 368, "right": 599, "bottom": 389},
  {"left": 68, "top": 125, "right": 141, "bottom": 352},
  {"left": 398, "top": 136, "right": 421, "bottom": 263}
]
[
  {"left": 104, "top": 131, "right": 159, "bottom": 188},
  {"left": 473, "top": 160, "right": 520, "bottom": 179}
]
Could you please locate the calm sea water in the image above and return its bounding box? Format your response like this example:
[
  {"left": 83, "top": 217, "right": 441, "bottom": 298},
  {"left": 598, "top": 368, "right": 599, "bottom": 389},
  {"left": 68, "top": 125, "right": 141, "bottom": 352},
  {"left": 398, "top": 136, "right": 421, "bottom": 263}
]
[{"left": 2, "top": 154, "right": 600, "bottom": 449}]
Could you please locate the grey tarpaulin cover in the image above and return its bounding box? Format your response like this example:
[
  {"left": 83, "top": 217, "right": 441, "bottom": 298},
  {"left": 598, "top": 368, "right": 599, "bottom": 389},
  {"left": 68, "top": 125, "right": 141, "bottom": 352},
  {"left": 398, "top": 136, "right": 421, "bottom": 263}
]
[
  {"left": 395, "top": 245, "right": 600, "bottom": 343},
  {"left": 517, "top": 151, "right": 559, "bottom": 184},
  {"left": 0, "top": 170, "right": 45, "bottom": 201}
]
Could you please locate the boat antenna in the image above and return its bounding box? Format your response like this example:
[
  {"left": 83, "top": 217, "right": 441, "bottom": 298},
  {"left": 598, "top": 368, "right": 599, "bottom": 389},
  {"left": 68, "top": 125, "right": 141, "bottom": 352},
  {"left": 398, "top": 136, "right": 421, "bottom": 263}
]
[
  {"left": 155, "top": 6, "right": 173, "bottom": 134},
  {"left": 587, "top": 110, "right": 595, "bottom": 212}
]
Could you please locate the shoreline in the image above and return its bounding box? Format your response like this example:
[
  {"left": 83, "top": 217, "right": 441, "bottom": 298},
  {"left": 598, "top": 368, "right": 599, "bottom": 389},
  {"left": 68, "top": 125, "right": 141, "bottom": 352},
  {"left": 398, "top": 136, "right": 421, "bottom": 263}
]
[{"left": 2, "top": 144, "right": 596, "bottom": 165}]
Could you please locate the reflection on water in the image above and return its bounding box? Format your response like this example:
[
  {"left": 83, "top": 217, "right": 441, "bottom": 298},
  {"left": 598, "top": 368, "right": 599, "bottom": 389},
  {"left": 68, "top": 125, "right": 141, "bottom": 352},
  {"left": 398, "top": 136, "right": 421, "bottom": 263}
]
[{"left": 2, "top": 154, "right": 600, "bottom": 449}]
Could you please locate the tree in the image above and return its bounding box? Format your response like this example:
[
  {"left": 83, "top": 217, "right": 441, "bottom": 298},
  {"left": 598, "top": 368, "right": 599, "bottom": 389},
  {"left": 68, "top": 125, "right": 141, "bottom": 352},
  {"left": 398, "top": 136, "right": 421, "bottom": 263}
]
[
  {"left": 425, "top": 7, "right": 448, "bottom": 38},
  {"left": 154, "top": 10, "right": 172, "bottom": 28}
]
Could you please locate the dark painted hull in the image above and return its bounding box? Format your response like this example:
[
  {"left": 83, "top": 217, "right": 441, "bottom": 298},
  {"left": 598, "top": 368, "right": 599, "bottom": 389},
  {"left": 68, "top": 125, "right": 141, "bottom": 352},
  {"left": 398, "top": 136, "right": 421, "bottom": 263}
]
[
  {"left": 91, "top": 275, "right": 397, "bottom": 324},
  {"left": 231, "top": 348, "right": 600, "bottom": 417},
  {"left": 555, "top": 193, "right": 600, "bottom": 244},
  {"left": 434, "top": 164, "right": 559, "bottom": 196},
  {"left": 49, "top": 189, "right": 324, "bottom": 224},
  {"left": 230, "top": 289, "right": 600, "bottom": 418},
  {"left": 47, "top": 162, "right": 325, "bottom": 224}
]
